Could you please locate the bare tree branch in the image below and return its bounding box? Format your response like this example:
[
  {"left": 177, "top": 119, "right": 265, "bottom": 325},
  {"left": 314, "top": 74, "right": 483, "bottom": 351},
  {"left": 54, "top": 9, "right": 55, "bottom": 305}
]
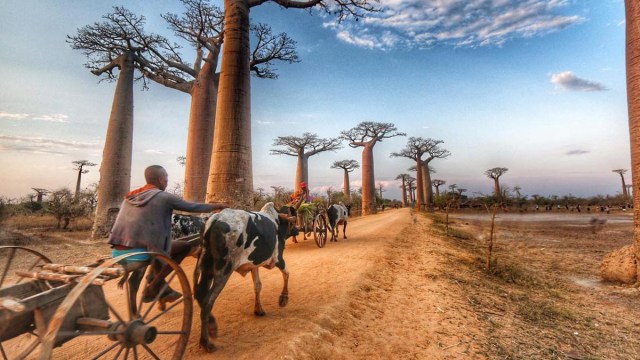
[
  {"left": 271, "top": 132, "right": 342, "bottom": 157},
  {"left": 331, "top": 159, "right": 359, "bottom": 172},
  {"left": 250, "top": 23, "right": 300, "bottom": 79},
  {"left": 341, "top": 121, "right": 406, "bottom": 148}
]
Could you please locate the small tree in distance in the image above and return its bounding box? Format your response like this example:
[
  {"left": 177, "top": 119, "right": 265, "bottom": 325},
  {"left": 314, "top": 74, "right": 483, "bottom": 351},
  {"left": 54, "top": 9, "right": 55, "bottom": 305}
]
[
  {"left": 485, "top": 167, "right": 509, "bottom": 204},
  {"left": 270, "top": 132, "right": 342, "bottom": 192},
  {"left": 612, "top": 169, "right": 629, "bottom": 203},
  {"left": 331, "top": 160, "right": 359, "bottom": 204},
  {"left": 72, "top": 160, "right": 97, "bottom": 200}
]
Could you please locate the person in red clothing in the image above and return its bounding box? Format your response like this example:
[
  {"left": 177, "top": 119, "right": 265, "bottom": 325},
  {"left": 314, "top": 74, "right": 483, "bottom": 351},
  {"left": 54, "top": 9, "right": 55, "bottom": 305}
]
[{"left": 109, "top": 165, "right": 227, "bottom": 306}]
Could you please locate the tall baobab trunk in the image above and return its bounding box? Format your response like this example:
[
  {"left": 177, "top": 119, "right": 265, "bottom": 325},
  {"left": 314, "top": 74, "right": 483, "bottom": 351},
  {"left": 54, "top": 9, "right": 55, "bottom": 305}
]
[
  {"left": 420, "top": 161, "right": 429, "bottom": 208},
  {"left": 343, "top": 169, "right": 351, "bottom": 203},
  {"left": 626, "top": 0, "right": 640, "bottom": 277},
  {"left": 362, "top": 144, "right": 376, "bottom": 215},
  {"left": 294, "top": 154, "right": 309, "bottom": 192},
  {"left": 619, "top": 172, "right": 629, "bottom": 202},
  {"left": 206, "top": 0, "right": 253, "bottom": 208},
  {"left": 400, "top": 178, "right": 407, "bottom": 207},
  {"left": 74, "top": 170, "right": 83, "bottom": 200},
  {"left": 493, "top": 178, "right": 501, "bottom": 203},
  {"left": 184, "top": 50, "right": 219, "bottom": 202},
  {"left": 415, "top": 160, "right": 424, "bottom": 211},
  {"left": 92, "top": 52, "right": 134, "bottom": 239},
  {"left": 434, "top": 185, "right": 440, "bottom": 199}
]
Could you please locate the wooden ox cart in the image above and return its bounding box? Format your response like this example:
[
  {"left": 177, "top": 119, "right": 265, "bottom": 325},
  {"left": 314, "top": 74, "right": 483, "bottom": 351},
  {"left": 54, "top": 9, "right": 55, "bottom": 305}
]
[{"left": 0, "top": 242, "right": 198, "bottom": 360}]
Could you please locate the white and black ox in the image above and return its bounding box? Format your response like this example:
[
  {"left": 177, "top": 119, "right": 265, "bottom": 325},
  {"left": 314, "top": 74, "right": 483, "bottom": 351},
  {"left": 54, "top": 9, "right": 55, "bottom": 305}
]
[
  {"left": 193, "top": 202, "right": 296, "bottom": 352},
  {"left": 326, "top": 202, "right": 350, "bottom": 241}
]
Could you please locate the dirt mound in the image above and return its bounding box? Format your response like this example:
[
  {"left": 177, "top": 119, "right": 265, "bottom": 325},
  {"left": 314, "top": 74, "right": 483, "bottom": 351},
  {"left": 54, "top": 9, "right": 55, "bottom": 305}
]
[{"left": 601, "top": 245, "right": 637, "bottom": 284}]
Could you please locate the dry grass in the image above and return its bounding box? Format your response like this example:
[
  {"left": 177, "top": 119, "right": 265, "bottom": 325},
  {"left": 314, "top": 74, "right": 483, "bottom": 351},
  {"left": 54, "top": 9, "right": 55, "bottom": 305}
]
[
  {"left": 3, "top": 214, "right": 93, "bottom": 231},
  {"left": 430, "top": 211, "right": 640, "bottom": 360}
]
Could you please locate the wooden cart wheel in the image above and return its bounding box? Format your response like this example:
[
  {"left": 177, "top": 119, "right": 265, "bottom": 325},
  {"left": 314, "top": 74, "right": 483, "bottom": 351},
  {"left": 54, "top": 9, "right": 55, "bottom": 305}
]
[
  {"left": 0, "top": 246, "right": 52, "bottom": 289},
  {"left": 313, "top": 214, "right": 328, "bottom": 248},
  {"left": 38, "top": 252, "right": 192, "bottom": 360}
]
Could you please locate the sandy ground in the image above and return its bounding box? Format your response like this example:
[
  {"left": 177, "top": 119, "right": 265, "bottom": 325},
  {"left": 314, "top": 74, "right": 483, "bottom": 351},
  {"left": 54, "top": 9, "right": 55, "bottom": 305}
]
[{"left": 3, "top": 208, "right": 640, "bottom": 359}]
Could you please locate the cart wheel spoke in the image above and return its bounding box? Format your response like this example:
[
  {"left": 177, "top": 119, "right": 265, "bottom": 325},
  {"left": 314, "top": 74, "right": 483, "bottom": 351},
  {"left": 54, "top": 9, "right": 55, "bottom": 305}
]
[
  {"left": 145, "top": 297, "right": 185, "bottom": 324},
  {"left": 141, "top": 271, "right": 178, "bottom": 320},
  {"left": 141, "top": 344, "right": 161, "bottom": 360},
  {"left": 89, "top": 341, "right": 121, "bottom": 360},
  {"left": 112, "top": 345, "right": 125, "bottom": 360},
  {"left": 123, "top": 347, "right": 130, "bottom": 360},
  {"left": 0, "top": 343, "right": 7, "bottom": 360},
  {"left": 156, "top": 330, "right": 188, "bottom": 335},
  {"left": 132, "top": 346, "right": 139, "bottom": 360},
  {"left": 0, "top": 247, "right": 16, "bottom": 287},
  {"left": 105, "top": 298, "right": 127, "bottom": 325}
]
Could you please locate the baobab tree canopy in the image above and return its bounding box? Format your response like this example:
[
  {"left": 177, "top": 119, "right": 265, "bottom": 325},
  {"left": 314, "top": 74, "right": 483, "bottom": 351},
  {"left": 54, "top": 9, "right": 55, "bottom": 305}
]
[
  {"left": 270, "top": 132, "right": 342, "bottom": 191},
  {"left": 485, "top": 167, "right": 509, "bottom": 179},
  {"left": 390, "top": 137, "right": 434, "bottom": 211},
  {"left": 331, "top": 160, "right": 360, "bottom": 172}
]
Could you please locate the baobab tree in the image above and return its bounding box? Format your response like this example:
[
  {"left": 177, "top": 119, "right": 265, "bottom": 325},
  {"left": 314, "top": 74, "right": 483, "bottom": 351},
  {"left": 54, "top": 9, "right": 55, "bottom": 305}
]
[
  {"left": 31, "top": 188, "right": 49, "bottom": 204},
  {"left": 377, "top": 182, "right": 386, "bottom": 201},
  {"left": 331, "top": 160, "right": 359, "bottom": 203},
  {"left": 422, "top": 139, "right": 451, "bottom": 211},
  {"left": 626, "top": 0, "right": 640, "bottom": 281},
  {"left": 391, "top": 137, "right": 433, "bottom": 212},
  {"left": 270, "top": 132, "right": 342, "bottom": 192},
  {"left": 72, "top": 160, "right": 97, "bottom": 200},
  {"left": 432, "top": 179, "right": 446, "bottom": 199},
  {"left": 406, "top": 176, "right": 416, "bottom": 205},
  {"left": 485, "top": 167, "right": 509, "bottom": 204},
  {"left": 395, "top": 173, "right": 411, "bottom": 207},
  {"left": 70, "top": 3, "right": 299, "bottom": 203},
  {"left": 206, "top": 0, "right": 377, "bottom": 213},
  {"left": 612, "top": 169, "right": 630, "bottom": 202},
  {"left": 342, "top": 122, "right": 405, "bottom": 215}
]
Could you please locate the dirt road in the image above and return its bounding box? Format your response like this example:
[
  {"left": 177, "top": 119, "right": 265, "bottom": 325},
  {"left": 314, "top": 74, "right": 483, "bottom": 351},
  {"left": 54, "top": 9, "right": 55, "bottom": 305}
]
[{"left": 40, "top": 207, "right": 474, "bottom": 360}]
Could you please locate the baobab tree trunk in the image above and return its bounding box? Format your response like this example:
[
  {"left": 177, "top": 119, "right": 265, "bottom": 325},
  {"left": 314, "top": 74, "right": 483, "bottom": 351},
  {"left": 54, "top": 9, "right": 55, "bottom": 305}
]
[
  {"left": 626, "top": 0, "right": 640, "bottom": 279},
  {"left": 361, "top": 144, "right": 376, "bottom": 215},
  {"left": 294, "top": 154, "right": 309, "bottom": 192},
  {"left": 415, "top": 160, "right": 424, "bottom": 212},
  {"left": 619, "top": 172, "right": 629, "bottom": 202},
  {"left": 434, "top": 185, "right": 440, "bottom": 200},
  {"left": 493, "top": 178, "right": 501, "bottom": 203},
  {"left": 206, "top": 0, "right": 253, "bottom": 208},
  {"left": 74, "top": 169, "right": 82, "bottom": 200},
  {"left": 400, "top": 178, "right": 407, "bottom": 207},
  {"left": 423, "top": 160, "right": 434, "bottom": 211},
  {"left": 92, "top": 52, "right": 134, "bottom": 239},
  {"left": 343, "top": 169, "right": 351, "bottom": 203},
  {"left": 184, "top": 50, "right": 219, "bottom": 202}
]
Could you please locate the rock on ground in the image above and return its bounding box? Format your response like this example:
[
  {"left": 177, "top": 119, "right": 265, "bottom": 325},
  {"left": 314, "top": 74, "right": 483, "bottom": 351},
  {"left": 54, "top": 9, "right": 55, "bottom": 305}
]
[{"left": 601, "top": 245, "right": 637, "bottom": 284}]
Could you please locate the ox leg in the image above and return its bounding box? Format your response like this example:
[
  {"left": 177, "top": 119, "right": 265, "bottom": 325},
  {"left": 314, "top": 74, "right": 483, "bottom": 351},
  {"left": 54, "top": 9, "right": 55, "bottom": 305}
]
[
  {"left": 343, "top": 221, "right": 348, "bottom": 239},
  {"left": 199, "top": 273, "right": 231, "bottom": 353},
  {"left": 251, "top": 269, "right": 266, "bottom": 316},
  {"left": 277, "top": 263, "right": 290, "bottom": 307}
]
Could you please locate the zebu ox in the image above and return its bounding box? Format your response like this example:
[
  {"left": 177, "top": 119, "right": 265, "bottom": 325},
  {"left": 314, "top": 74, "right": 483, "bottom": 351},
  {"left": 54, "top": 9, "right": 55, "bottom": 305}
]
[
  {"left": 327, "top": 202, "right": 350, "bottom": 241},
  {"left": 193, "top": 202, "right": 296, "bottom": 352}
]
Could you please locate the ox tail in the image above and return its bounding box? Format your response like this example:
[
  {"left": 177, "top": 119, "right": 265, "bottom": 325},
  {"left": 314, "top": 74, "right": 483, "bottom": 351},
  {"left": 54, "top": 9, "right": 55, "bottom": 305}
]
[{"left": 193, "top": 219, "right": 212, "bottom": 301}]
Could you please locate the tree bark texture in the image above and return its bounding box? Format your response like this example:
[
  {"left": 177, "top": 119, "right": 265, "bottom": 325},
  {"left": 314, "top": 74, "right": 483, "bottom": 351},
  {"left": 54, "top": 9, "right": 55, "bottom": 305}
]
[
  {"left": 619, "top": 172, "right": 629, "bottom": 201},
  {"left": 74, "top": 170, "right": 82, "bottom": 200},
  {"left": 423, "top": 160, "right": 434, "bottom": 211},
  {"left": 92, "top": 52, "right": 135, "bottom": 239},
  {"left": 361, "top": 145, "right": 376, "bottom": 215},
  {"left": 343, "top": 169, "right": 351, "bottom": 203},
  {"left": 626, "top": 0, "right": 640, "bottom": 277},
  {"left": 415, "top": 159, "right": 424, "bottom": 212},
  {"left": 401, "top": 178, "right": 407, "bottom": 207},
  {"left": 206, "top": 0, "right": 253, "bottom": 208},
  {"left": 184, "top": 50, "right": 219, "bottom": 202},
  {"left": 294, "top": 154, "right": 309, "bottom": 192}
]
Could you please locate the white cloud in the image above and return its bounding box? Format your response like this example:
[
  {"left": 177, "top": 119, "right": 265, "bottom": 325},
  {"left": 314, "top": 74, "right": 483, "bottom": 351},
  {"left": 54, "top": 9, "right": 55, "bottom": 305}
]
[
  {"left": 550, "top": 71, "right": 607, "bottom": 91},
  {"left": 32, "top": 114, "right": 69, "bottom": 123},
  {"left": 0, "top": 135, "right": 100, "bottom": 154},
  {"left": 0, "top": 111, "right": 69, "bottom": 123},
  {"left": 144, "top": 149, "right": 165, "bottom": 154},
  {"left": 329, "top": 0, "right": 584, "bottom": 49}
]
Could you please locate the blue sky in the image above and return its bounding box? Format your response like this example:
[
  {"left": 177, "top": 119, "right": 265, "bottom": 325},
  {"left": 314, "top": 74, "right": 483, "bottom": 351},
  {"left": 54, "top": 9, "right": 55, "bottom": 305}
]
[{"left": 0, "top": 0, "right": 630, "bottom": 201}]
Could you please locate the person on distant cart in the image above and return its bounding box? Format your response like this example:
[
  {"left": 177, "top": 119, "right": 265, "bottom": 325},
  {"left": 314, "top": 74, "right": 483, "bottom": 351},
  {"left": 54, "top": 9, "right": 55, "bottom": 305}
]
[
  {"left": 287, "top": 182, "right": 310, "bottom": 243},
  {"left": 108, "top": 165, "right": 227, "bottom": 306}
]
